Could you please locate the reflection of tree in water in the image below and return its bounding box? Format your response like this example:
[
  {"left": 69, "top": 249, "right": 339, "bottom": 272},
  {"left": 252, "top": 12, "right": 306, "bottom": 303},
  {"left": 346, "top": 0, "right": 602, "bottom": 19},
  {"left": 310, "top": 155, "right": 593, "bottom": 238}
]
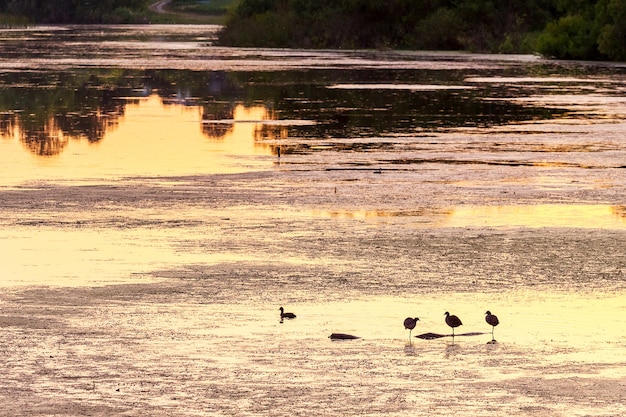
[
  {"left": 254, "top": 123, "right": 287, "bottom": 157},
  {"left": 0, "top": 67, "right": 565, "bottom": 158},
  {"left": 202, "top": 122, "right": 232, "bottom": 138},
  {"left": 8, "top": 105, "right": 124, "bottom": 156},
  {"left": 1, "top": 69, "right": 231, "bottom": 155},
  {"left": 200, "top": 104, "right": 280, "bottom": 155},
  {"left": 0, "top": 112, "right": 69, "bottom": 156},
  {"left": 612, "top": 206, "right": 626, "bottom": 219},
  {"left": 23, "top": 130, "right": 68, "bottom": 156},
  {"left": 0, "top": 71, "right": 131, "bottom": 156},
  {"left": 0, "top": 112, "right": 18, "bottom": 140},
  {"left": 255, "top": 123, "right": 287, "bottom": 141},
  {"left": 0, "top": 69, "right": 250, "bottom": 156},
  {"left": 201, "top": 106, "right": 234, "bottom": 138},
  {"left": 56, "top": 87, "right": 125, "bottom": 144}
]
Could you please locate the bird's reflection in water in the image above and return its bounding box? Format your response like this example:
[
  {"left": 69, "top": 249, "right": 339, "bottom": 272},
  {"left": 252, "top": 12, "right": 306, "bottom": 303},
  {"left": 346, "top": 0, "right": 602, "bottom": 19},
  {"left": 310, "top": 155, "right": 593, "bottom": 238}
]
[
  {"left": 445, "top": 342, "right": 462, "bottom": 358},
  {"left": 404, "top": 342, "right": 417, "bottom": 356}
]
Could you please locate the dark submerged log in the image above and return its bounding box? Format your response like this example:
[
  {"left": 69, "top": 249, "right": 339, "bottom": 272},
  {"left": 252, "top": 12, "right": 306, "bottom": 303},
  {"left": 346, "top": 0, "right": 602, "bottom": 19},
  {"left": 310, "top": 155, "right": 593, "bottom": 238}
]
[{"left": 329, "top": 333, "right": 361, "bottom": 340}]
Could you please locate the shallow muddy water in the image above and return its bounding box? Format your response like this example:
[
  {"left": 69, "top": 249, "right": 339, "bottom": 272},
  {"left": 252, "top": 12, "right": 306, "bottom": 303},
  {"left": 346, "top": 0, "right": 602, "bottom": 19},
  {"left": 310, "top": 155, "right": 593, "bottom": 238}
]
[{"left": 0, "top": 25, "right": 625, "bottom": 416}]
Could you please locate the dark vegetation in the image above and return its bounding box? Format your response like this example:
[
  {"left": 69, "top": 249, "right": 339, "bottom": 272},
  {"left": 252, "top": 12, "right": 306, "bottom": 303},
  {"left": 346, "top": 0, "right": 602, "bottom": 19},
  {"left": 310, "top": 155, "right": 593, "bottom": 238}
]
[
  {"left": 0, "top": 0, "right": 149, "bottom": 24},
  {"left": 168, "top": 0, "right": 233, "bottom": 16},
  {"left": 0, "top": 0, "right": 235, "bottom": 25},
  {"left": 0, "top": 0, "right": 624, "bottom": 61},
  {"left": 217, "top": 0, "right": 626, "bottom": 61}
]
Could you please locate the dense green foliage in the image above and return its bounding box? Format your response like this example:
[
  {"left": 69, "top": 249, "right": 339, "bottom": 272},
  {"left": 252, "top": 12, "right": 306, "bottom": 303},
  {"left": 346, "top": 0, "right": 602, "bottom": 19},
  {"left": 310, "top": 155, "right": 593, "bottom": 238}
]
[
  {"left": 169, "top": 0, "right": 234, "bottom": 16},
  {"left": 218, "top": 0, "right": 626, "bottom": 61},
  {"left": 218, "top": 0, "right": 557, "bottom": 52},
  {"left": 535, "top": 0, "right": 626, "bottom": 60},
  {"left": 1, "top": 0, "right": 624, "bottom": 60},
  {"left": 0, "top": 0, "right": 149, "bottom": 23},
  {"left": 0, "top": 0, "right": 238, "bottom": 25}
]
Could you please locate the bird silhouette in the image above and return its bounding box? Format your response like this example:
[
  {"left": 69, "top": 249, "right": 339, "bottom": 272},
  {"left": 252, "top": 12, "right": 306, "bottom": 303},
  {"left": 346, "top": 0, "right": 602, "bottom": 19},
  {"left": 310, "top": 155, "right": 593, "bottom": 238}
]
[
  {"left": 279, "top": 307, "right": 296, "bottom": 322},
  {"left": 485, "top": 310, "right": 499, "bottom": 341},
  {"left": 444, "top": 312, "right": 463, "bottom": 339},
  {"left": 403, "top": 317, "right": 420, "bottom": 339}
]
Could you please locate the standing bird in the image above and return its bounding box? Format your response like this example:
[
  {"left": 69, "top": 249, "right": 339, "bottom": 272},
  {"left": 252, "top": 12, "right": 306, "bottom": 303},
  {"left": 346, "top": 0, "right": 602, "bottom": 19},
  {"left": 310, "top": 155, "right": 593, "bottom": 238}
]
[
  {"left": 279, "top": 307, "right": 296, "bottom": 322},
  {"left": 485, "top": 311, "right": 499, "bottom": 341},
  {"left": 444, "top": 312, "right": 463, "bottom": 338},
  {"left": 403, "top": 317, "right": 420, "bottom": 339}
]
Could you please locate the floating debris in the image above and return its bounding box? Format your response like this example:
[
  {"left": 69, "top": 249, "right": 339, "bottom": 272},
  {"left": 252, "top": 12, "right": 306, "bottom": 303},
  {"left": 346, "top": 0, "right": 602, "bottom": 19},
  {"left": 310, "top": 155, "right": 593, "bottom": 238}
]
[{"left": 329, "top": 333, "right": 361, "bottom": 340}]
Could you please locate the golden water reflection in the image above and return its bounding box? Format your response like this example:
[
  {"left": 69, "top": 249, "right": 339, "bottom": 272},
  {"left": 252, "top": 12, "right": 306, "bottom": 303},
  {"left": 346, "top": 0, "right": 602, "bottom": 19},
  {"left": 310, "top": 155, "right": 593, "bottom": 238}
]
[
  {"left": 315, "top": 205, "right": 626, "bottom": 229},
  {"left": 0, "top": 95, "right": 275, "bottom": 185},
  {"left": 448, "top": 204, "right": 626, "bottom": 229}
]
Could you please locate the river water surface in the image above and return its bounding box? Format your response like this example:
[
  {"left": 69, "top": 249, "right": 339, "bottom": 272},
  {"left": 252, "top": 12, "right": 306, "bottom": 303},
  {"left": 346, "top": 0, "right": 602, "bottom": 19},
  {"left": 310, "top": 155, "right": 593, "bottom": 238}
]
[{"left": 0, "top": 25, "right": 625, "bottom": 416}]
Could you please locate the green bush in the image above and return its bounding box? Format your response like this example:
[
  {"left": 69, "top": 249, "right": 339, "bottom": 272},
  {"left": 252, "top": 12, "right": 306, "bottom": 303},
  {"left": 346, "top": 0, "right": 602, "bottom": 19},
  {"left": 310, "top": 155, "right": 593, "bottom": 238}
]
[
  {"left": 411, "top": 8, "right": 463, "bottom": 50},
  {"left": 218, "top": 0, "right": 560, "bottom": 53},
  {"left": 0, "top": 13, "right": 29, "bottom": 27},
  {"left": 597, "top": 0, "right": 626, "bottom": 60},
  {"left": 536, "top": 14, "right": 601, "bottom": 59},
  {"left": 235, "top": 0, "right": 276, "bottom": 18}
]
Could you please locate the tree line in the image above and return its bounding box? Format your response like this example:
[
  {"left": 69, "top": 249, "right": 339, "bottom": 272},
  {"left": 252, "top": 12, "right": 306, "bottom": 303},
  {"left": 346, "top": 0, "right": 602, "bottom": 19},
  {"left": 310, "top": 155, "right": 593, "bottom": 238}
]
[
  {"left": 0, "top": 0, "right": 149, "bottom": 24},
  {"left": 217, "top": 0, "right": 626, "bottom": 61},
  {"left": 0, "top": 0, "right": 238, "bottom": 24},
  {"left": 1, "top": 0, "right": 624, "bottom": 61}
]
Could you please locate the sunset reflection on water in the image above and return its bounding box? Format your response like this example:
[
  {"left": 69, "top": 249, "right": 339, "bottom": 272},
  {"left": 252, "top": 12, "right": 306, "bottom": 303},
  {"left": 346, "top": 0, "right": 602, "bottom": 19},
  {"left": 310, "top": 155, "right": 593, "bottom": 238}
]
[
  {"left": 313, "top": 204, "right": 626, "bottom": 229},
  {"left": 0, "top": 95, "right": 275, "bottom": 186},
  {"left": 447, "top": 204, "right": 626, "bottom": 229}
]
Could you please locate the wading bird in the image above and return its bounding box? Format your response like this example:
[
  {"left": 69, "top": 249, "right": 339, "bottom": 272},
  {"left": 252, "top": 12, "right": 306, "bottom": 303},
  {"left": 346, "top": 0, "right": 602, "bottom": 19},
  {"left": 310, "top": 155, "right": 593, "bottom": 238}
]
[
  {"left": 403, "top": 317, "right": 420, "bottom": 339},
  {"left": 279, "top": 307, "right": 296, "bottom": 322},
  {"left": 444, "top": 312, "right": 463, "bottom": 338},
  {"left": 485, "top": 311, "right": 499, "bottom": 341}
]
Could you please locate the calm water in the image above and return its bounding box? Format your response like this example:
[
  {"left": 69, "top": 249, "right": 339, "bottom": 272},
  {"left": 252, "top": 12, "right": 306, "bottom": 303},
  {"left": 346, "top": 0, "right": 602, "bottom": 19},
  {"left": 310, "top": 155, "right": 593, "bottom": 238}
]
[{"left": 0, "top": 25, "right": 625, "bottom": 416}]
